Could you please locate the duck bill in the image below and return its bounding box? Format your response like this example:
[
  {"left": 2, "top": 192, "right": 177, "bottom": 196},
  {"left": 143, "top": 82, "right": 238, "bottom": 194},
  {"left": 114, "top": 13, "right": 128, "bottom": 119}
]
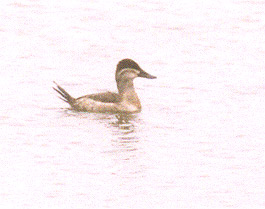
[{"left": 138, "top": 69, "right": 157, "bottom": 79}]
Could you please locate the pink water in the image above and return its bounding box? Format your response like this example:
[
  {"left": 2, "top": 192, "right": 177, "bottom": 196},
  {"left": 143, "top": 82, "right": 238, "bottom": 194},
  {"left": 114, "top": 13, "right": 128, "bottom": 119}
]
[{"left": 1, "top": 0, "right": 265, "bottom": 208}]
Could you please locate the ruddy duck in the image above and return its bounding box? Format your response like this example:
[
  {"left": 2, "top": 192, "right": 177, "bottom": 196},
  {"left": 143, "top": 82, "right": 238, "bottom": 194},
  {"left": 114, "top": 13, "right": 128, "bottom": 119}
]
[{"left": 53, "top": 59, "right": 156, "bottom": 113}]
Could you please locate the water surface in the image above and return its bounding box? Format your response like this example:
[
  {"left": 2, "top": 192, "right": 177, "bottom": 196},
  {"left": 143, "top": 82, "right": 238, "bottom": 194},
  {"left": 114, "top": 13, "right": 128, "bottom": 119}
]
[{"left": 1, "top": 0, "right": 265, "bottom": 208}]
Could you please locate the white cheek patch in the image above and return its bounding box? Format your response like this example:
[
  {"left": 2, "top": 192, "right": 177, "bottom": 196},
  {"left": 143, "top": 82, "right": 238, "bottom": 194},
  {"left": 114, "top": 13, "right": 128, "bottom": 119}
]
[{"left": 118, "top": 68, "right": 139, "bottom": 77}]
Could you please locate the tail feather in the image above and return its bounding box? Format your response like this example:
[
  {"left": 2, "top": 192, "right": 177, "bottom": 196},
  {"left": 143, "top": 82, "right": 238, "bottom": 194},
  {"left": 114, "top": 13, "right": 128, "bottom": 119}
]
[{"left": 53, "top": 81, "right": 75, "bottom": 105}]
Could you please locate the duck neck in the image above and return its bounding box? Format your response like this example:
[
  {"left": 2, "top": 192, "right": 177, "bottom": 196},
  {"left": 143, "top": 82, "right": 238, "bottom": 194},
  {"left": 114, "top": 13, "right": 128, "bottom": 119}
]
[
  {"left": 117, "top": 79, "right": 141, "bottom": 108},
  {"left": 117, "top": 79, "right": 134, "bottom": 94}
]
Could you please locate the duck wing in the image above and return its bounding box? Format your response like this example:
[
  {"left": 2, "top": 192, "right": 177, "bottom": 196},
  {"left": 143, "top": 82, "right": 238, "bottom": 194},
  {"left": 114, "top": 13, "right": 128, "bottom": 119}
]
[{"left": 77, "top": 92, "right": 121, "bottom": 103}]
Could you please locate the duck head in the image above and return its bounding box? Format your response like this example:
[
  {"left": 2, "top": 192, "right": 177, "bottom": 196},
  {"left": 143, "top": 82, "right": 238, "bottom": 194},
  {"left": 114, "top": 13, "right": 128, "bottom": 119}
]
[{"left": 115, "top": 59, "right": 157, "bottom": 82}]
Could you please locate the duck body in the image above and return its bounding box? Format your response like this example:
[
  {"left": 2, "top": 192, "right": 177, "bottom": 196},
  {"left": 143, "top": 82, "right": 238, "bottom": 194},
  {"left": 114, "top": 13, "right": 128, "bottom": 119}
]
[{"left": 53, "top": 59, "right": 156, "bottom": 113}]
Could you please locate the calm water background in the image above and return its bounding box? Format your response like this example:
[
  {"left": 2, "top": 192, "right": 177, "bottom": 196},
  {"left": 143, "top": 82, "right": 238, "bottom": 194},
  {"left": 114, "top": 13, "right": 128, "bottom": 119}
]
[{"left": 1, "top": 0, "right": 265, "bottom": 208}]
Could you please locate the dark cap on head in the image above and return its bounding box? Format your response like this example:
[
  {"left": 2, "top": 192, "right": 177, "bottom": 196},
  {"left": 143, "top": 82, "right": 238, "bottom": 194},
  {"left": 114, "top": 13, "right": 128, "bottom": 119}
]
[
  {"left": 116, "top": 59, "right": 141, "bottom": 71},
  {"left": 116, "top": 58, "right": 156, "bottom": 81}
]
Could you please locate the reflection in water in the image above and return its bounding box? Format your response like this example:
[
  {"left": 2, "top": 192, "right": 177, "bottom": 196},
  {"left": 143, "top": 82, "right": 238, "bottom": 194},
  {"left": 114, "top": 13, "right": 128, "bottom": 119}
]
[
  {"left": 60, "top": 109, "right": 141, "bottom": 160},
  {"left": 85, "top": 112, "right": 141, "bottom": 154},
  {"left": 115, "top": 113, "right": 137, "bottom": 124},
  {"left": 110, "top": 113, "right": 139, "bottom": 153},
  {"left": 63, "top": 109, "right": 138, "bottom": 135},
  {"left": 107, "top": 114, "right": 143, "bottom": 183},
  {"left": 58, "top": 110, "right": 141, "bottom": 174},
  {"left": 112, "top": 113, "right": 137, "bottom": 133},
  {"left": 62, "top": 108, "right": 139, "bottom": 142},
  {"left": 56, "top": 110, "right": 141, "bottom": 162}
]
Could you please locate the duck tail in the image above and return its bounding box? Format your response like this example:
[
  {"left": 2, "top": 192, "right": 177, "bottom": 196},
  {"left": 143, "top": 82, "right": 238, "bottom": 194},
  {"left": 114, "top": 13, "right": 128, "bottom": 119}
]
[{"left": 53, "top": 81, "right": 75, "bottom": 106}]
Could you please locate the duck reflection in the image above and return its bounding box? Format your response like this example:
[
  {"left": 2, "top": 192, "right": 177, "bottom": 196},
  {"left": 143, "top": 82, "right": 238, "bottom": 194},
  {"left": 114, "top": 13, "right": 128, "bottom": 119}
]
[
  {"left": 106, "top": 114, "right": 144, "bottom": 178},
  {"left": 62, "top": 108, "right": 138, "bottom": 134},
  {"left": 62, "top": 109, "right": 139, "bottom": 152},
  {"left": 109, "top": 113, "right": 139, "bottom": 152},
  {"left": 112, "top": 113, "right": 137, "bottom": 132}
]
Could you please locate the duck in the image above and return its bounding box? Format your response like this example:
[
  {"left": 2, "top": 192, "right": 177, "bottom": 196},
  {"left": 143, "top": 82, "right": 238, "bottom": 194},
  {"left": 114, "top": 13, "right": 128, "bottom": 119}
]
[{"left": 53, "top": 58, "right": 156, "bottom": 113}]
